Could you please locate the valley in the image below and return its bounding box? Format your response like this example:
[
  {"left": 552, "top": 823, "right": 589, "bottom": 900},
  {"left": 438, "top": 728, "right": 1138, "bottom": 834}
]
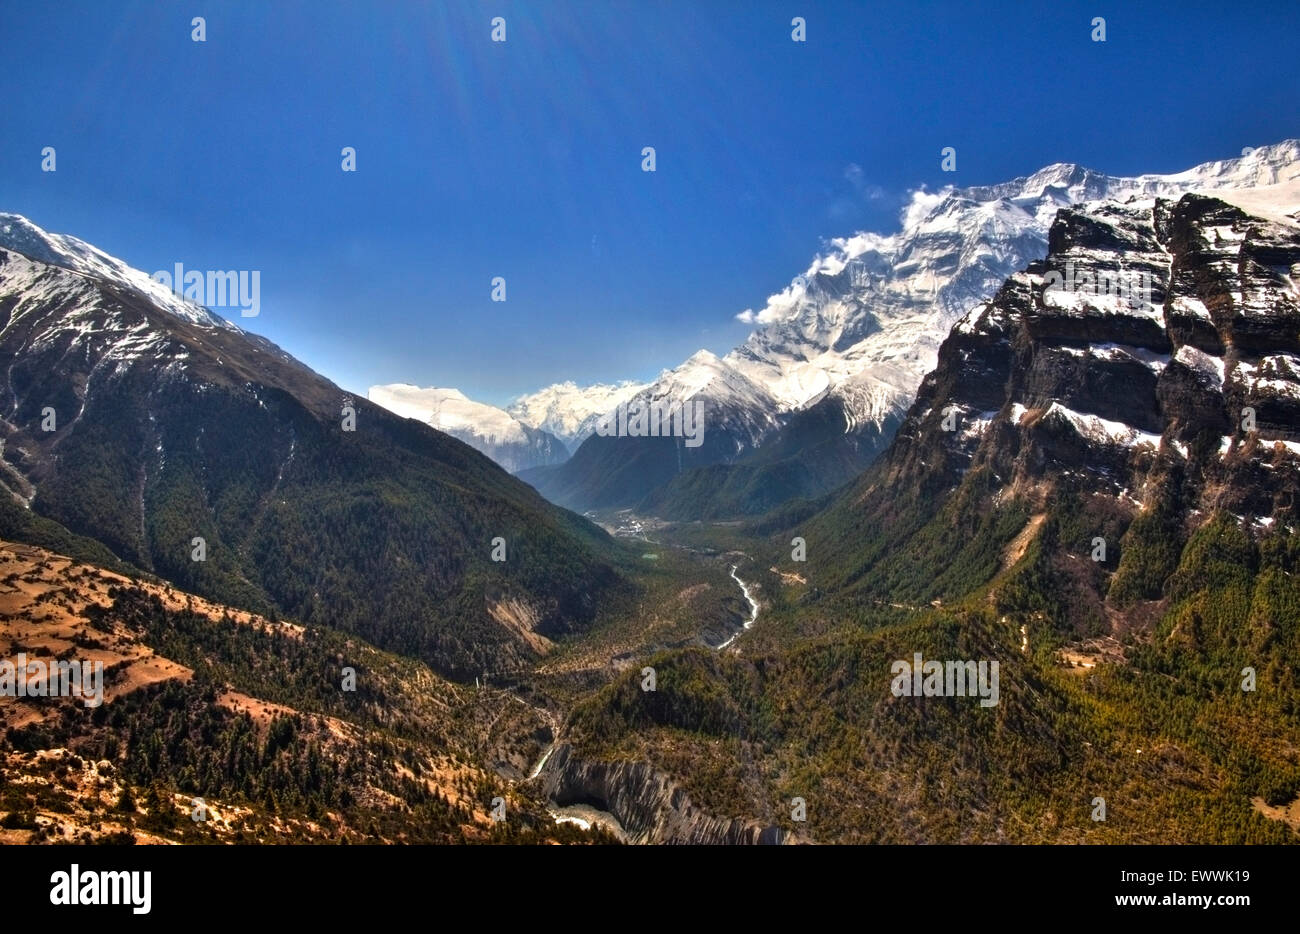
[
  {"left": 2, "top": 148, "right": 1299, "bottom": 847},
  {"left": 500, "top": 181, "right": 1300, "bottom": 844}
]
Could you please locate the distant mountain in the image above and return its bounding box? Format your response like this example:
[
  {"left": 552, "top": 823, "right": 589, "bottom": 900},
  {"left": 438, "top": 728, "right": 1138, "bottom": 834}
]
[
  {"left": 0, "top": 213, "right": 630, "bottom": 681},
  {"left": 525, "top": 142, "right": 1300, "bottom": 516},
  {"left": 636, "top": 392, "right": 904, "bottom": 519},
  {"left": 368, "top": 383, "right": 567, "bottom": 473},
  {"left": 508, "top": 379, "right": 648, "bottom": 453},
  {"left": 520, "top": 350, "right": 783, "bottom": 511}
]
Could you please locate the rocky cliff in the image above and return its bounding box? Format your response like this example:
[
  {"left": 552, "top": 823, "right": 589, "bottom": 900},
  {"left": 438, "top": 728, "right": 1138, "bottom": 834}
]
[
  {"left": 539, "top": 743, "right": 798, "bottom": 844},
  {"left": 880, "top": 189, "right": 1299, "bottom": 524}
]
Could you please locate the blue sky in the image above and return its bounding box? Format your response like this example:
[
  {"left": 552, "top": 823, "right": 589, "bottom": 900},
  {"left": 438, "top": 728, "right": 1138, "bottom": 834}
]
[{"left": 2, "top": 0, "right": 1298, "bottom": 406}]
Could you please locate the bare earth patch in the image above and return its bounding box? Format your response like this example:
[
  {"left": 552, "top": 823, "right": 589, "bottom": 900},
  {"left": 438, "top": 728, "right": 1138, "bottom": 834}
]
[
  {"left": 0, "top": 542, "right": 193, "bottom": 723},
  {"left": 1001, "top": 513, "right": 1046, "bottom": 572},
  {"left": 487, "top": 597, "right": 555, "bottom": 656},
  {"left": 1057, "top": 635, "right": 1126, "bottom": 673},
  {"left": 1251, "top": 794, "right": 1300, "bottom": 833}
]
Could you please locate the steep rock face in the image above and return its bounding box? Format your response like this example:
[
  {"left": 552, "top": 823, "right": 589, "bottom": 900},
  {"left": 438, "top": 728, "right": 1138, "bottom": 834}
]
[
  {"left": 729, "top": 142, "right": 1299, "bottom": 426},
  {"left": 824, "top": 189, "right": 1300, "bottom": 592},
  {"left": 539, "top": 744, "right": 796, "bottom": 844}
]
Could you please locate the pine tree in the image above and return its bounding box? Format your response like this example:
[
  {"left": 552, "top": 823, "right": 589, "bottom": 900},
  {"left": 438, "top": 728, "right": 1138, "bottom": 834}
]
[{"left": 115, "top": 784, "right": 137, "bottom": 813}]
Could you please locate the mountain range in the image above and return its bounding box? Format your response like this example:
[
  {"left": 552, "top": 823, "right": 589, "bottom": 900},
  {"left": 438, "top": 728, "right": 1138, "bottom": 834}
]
[
  {"left": 512, "top": 141, "right": 1300, "bottom": 516},
  {"left": 508, "top": 380, "right": 650, "bottom": 453},
  {"left": 367, "top": 384, "right": 568, "bottom": 473},
  {"left": 3, "top": 141, "right": 1298, "bottom": 846},
  {"left": 547, "top": 171, "right": 1300, "bottom": 844}
]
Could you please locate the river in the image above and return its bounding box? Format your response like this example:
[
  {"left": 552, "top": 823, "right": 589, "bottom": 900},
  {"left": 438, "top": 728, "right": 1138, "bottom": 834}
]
[
  {"left": 527, "top": 539, "right": 759, "bottom": 834},
  {"left": 717, "top": 563, "right": 759, "bottom": 650}
]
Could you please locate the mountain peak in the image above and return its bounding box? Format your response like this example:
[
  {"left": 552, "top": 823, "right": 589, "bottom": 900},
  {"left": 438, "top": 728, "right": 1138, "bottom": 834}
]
[
  {"left": 508, "top": 378, "right": 650, "bottom": 450},
  {"left": 0, "top": 212, "right": 237, "bottom": 331},
  {"left": 683, "top": 349, "right": 722, "bottom": 367},
  {"left": 723, "top": 140, "right": 1300, "bottom": 415}
]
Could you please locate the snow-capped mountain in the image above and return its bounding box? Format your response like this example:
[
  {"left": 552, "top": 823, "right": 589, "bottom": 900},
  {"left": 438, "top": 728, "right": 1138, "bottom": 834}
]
[
  {"left": 508, "top": 379, "right": 648, "bottom": 452},
  {"left": 0, "top": 214, "right": 623, "bottom": 680},
  {"left": 369, "top": 384, "right": 566, "bottom": 472},
  {"left": 726, "top": 140, "right": 1300, "bottom": 429},
  {"left": 525, "top": 141, "right": 1300, "bottom": 515},
  {"left": 630, "top": 349, "right": 782, "bottom": 454},
  {"left": 810, "top": 179, "right": 1300, "bottom": 587},
  {"left": 515, "top": 350, "right": 787, "bottom": 511},
  {"left": 0, "top": 213, "right": 238, "bottom": 331}
]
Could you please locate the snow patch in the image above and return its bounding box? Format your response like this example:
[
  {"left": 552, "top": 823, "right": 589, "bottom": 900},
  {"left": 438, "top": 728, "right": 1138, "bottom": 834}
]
[
  {"left": 1045, "top": 402, "right": 1163, "bottom": 450},
  {"left": 1174, "top": 345, "right": 1226, "bottom": 389}
]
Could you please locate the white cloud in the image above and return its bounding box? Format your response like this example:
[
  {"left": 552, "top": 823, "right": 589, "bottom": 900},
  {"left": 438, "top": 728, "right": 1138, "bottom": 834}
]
[
  {"left": 730, "top": 183, "right": 948, "bottom": 331},
  {"left": 901, "top": 187, "right": 946, "bottom": 229},
  {"left": 844, "top": 162, "right": 885, "bottom": 200}
]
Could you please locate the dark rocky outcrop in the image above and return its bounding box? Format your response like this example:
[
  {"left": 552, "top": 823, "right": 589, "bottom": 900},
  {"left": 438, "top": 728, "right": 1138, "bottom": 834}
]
[
  {"left": 875, "top": 193, "right": 1300, "bottom": 518},
  {"left": 539, "top": 743, "right": 799, "bottom": 845}
]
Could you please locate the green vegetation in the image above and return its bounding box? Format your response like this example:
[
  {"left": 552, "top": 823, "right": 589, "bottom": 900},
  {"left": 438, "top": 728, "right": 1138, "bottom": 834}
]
[
  {"left": 24, "top": 372, "right": 636, "bottom": 681},
  {"left": 566, "top": 502, "right": 1300, "bottom": 843},
  {"left": 2, "top": 583, "right": 617, "bottom": 844}
]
